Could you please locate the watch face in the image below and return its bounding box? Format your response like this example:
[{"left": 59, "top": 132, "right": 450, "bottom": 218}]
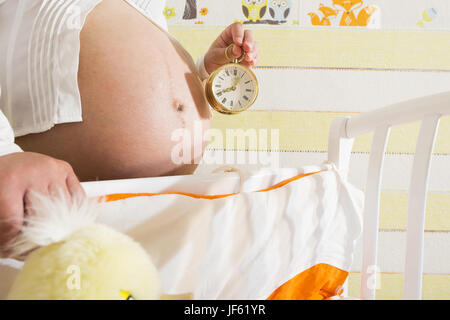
[{"left": 212, "top": 64, "right": 258, "bottom": 112}]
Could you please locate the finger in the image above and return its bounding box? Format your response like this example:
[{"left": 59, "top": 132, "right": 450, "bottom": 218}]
[
  {"left": 245, "top": 51, "right": 257, "bottom": 61},
  {"left": 219, "top": 22, "right": 245, "bottom": 48},
  {"left": 231, "top": 44, "right": 244, "bottom": 59},
  {"left": 218, "top": 44, "right": 243, "bottom": 63},
  {"left": 239, "top": 60, "right": 253, "bottom": 68},
  {"left": 242, "top": 30, "right": 256, "bottom": 53},
  {"left": 66, "top": 172, "right": 86, "bottom": 201},
  {"left": 244, "top": 60, "right": 256, "bottom": 67},
  {"left": 246, "top": 54, "right": 258, "bottom": 67},
  {"left": 230, "top": 22, "right": 244, "bottom": 46},
  {"left": 54, "top": 160, "right": 84, "bottom": 203},
  {"left": 48, "top": 182, "right": 72, "bottom": 205},
  {"left": 0, "top": 192, "right": 24, "bottom": 250},
  {"left": 24, "top": 186, "right": 49, "bottom": 217},
  {"left": 245, "top": 42, "right": 258, "bottom": 62}
]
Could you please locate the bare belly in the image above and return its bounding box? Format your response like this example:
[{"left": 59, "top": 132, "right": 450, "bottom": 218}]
[{"left": 16, "top": 0, "right": 211, "bottom": 182}]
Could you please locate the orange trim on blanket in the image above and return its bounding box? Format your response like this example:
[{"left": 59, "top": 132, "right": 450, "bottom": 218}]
[
  {"left": 255, "top": 171, "right": 320, "bottom": 193},
  {"left": 104, "top": 171, "right": 323, "bottom": 202},
  {"left": 105, "top": 192, "right": 237, "bottom": 202},
  {"left": 267, "top": 263, "right": 348, "bottom": 300}
]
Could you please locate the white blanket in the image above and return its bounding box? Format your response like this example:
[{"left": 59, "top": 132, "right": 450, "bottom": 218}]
[{"left": 0, "top": 165, "right": 363, "bottom": 300}]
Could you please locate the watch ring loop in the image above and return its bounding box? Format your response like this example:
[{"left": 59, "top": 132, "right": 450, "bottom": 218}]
[{"left": 225, "top": 44, "right": 246, "bottom": 64}]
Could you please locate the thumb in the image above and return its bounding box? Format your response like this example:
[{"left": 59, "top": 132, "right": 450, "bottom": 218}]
[
  {"left": 204, "top": 45, "right": 245, "bottom": 74},
  {"left": 227, "top": 44, "right": 244, "bottom": 61}
]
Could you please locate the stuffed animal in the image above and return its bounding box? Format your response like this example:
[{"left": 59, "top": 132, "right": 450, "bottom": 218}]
[{"left": 6, "top": 192, "right": 190, "bottom": 300}]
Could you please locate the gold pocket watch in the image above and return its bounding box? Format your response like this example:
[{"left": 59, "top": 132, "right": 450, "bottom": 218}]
[{"left": 205, "top": 44, "right": 259, "bottom": 115}]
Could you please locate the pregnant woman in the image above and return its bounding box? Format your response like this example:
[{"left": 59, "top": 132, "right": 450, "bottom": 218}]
[{"left": 0, "top": 0, "right": 258, "bottom": 252}]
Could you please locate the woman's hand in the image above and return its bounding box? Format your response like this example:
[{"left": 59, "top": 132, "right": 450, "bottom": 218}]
[
  {"left": 0, "top": 152, "right": 85, "bottom": 256},
  {"left": 203, "top": 22, "right": 259, "bottom": 74}
]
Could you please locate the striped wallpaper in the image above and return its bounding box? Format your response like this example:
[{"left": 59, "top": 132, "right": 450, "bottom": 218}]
[{"left": 167, "top": 0, "right": 450, "bottom": 300}]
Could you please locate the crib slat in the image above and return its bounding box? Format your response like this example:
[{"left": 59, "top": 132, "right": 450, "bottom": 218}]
[
  {"left": 404, "top": 114, "right": 441, "bottom": 300},
  {"left": 360, "top": 125, "right": 390, "bottom": 300},
  {"left": 328, "top": 117, "right": 354, "bottom": 179}
]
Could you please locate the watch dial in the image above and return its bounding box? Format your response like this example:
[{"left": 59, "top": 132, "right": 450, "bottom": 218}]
[{"left": 212, "top": 65, "right": 257, "bottom": 112}]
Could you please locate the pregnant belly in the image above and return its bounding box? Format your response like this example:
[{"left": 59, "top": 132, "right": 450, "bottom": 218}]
[{"left": 16, "top": 0, "right": 211, "bottom": 181}]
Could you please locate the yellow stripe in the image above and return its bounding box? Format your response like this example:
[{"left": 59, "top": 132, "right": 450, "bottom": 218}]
[
  {"left": 169, "top": 28, "right": 450, "bottom": 70},
  {"left": 379, "top": 192, "right": 450, "bottom": 231},
  {"left": 348, "top": 273, "right": 450, "bottom": 300},
  {"left": 209, "top": 111, "right": 450, "bottom": 155}
]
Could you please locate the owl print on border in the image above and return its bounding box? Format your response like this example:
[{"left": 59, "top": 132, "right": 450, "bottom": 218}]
[
  {"left": 242, "top": 0, "right": 268, "bottom": 23},
  {"left": 268, "top": 0, "right": 291, "bottom": 23}
]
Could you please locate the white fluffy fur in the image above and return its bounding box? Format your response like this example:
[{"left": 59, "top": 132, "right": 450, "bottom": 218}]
[
  {"left": 9, "top": 190, "right": 99, "bottom": 258},
  {"left": 6, "top": 190, "right": 163, "bottom": 300}
]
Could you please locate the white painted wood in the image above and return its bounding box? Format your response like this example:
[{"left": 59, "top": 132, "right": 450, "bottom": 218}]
[
  {"left": 404, "top": 114, "right": 441, "bottom": 300},
  {"left": 345, "top": 91, "right": 450, "bottom": 139},
  {"left": 329, "top": 92, "right": 449, "bottom": 300},
  {"left": 327, "top": 117, "right": 354, "bottom": 178},
  {"left": 360, "top": 126, "right": 391, "bottom": 300}
]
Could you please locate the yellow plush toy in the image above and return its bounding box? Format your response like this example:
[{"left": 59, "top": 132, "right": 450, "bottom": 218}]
[{"left": 6, "top": 192, "right": 188, "bottom": 300}]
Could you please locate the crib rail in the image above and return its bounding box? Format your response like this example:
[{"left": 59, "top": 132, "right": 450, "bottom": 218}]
[
  {"left": 345, "top": 91, "right": 450, "bottom": 139},
  {"left": 328, "top": 91, "right": 450, "bottom": 300}
]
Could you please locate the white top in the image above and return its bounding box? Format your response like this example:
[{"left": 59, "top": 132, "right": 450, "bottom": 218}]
[{"left": 0, "top": 0, "right": 209, "bottom": 157}]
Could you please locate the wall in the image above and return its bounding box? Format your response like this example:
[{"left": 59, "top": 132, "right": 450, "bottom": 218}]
[{"left": 165, "top": 0, "right": 450, "bottom": 299}]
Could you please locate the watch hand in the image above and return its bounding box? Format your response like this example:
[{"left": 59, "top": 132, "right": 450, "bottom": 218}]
[
  {"left": 217, "top": 86, "right": 235, "bottom": 94},
  {"left": 217, "top": 77, "right": 241, "bottom": 95}
]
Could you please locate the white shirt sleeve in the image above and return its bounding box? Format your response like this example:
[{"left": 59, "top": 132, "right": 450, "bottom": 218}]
[
  {"left": 0, "top": 86, "right": 22, "bottom": 157},
  {"left": 195, "top": 55, "right": 210, "bottom": 82},
  {"left": 0, "top": 111, "right": 22, "bottom": 157}
]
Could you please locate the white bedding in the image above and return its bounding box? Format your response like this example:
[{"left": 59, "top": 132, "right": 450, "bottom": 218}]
[{"left": 0, "top": 165, "right": 363, "bottom": 300}]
